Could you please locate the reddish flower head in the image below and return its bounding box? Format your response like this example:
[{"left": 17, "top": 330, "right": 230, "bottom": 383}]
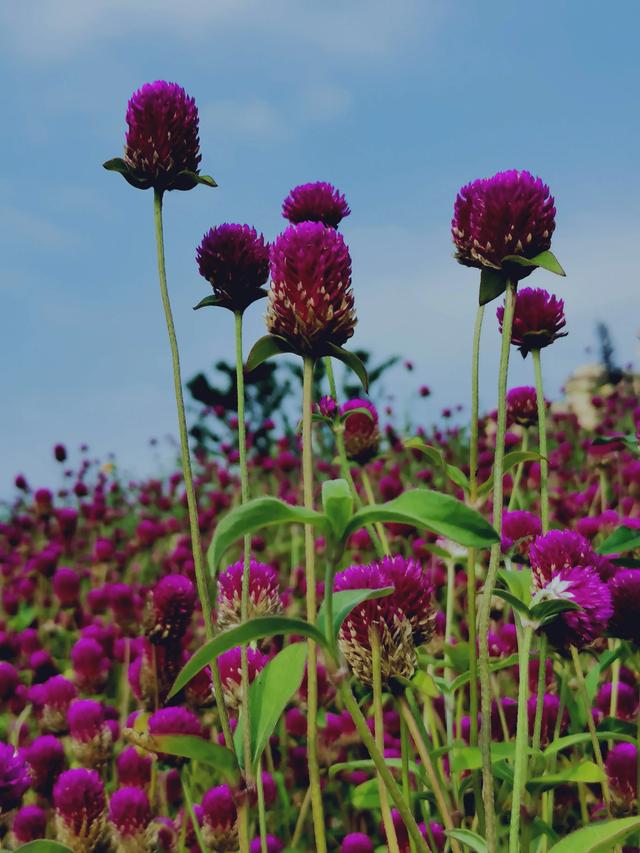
[
  {"left": 12, "top": 805, "right": 47, "bottom": 844},
  {"left": 498, "top": 287, "right": 567, "bottom": 356},
  {"left": 282, "top": 181, "right": 351, "bottom": 229},
  {"left": 53, "top": 768, "right": 108, "bottom": 850},
  {"left": 267, "top": 222, "right": 355, "bottom": 355},
  {"left": 529, "top": 530, "right": 595, "bottom": 588},
  {"left": 201, "top": 784, "right": 238, "bottom": 851},
  {"left": 0, "top": 744, "right": 29, "bottom": 813},
  {"left": 608, "top": 569, "right": 640, "bottom": 645},
  {"left": 452, "top": 170, "right": 556, "bottom": 277},
  {"left": 606, "top": 743, "right": 637, "bottom": 810},
  {"left": 144, "top": 573, "right": 196, "bottom": 644},
  {"left": 217, "top": 646, "right": 268, "bottom": 710},
  {"left": 196, "top": 224, "right": 270, "bottom": 312},
  {"left": 501, "top": 510, "right": 542, "bottom": 555},
  {"left": 217, "top": 559, "right": 282, "bottom": 630},
  {"left": 109, "top": 786, "right": 152, "bottom": 843},
  {"left": 506, "top": 386, "right": 540, "bottom": 427},
  {"left": 341, "top": 399, "right": 380, "bottom": 464}
]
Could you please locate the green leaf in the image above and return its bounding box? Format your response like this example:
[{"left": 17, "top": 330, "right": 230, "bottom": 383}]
[
  {"left": 168, "top": 617, "right": 327, "bottom": 699},
  {"left": 329, "top": 757, "right": 422, "bottom": 781},
  {"left": 502, "top": 250, "right": 566, "bottom": 277},
  {"left": 321, "top": 479, "right": 354, "bottom": 541},
  {"left": 102, "top": 157, "right": 151, "bottom": 189},
  {"left": 15, "top": 844, "right": 74, "bottom": 853},
  {"left": 530, "top": 598, "right": 581, "bottom": 626},
  {"left": 445, "top": 641, "right": 470, "bottom": 674},
  {"left": 543, "top": 731, "right": 636, "bottom": 758},
  {"left": 493, "top": 588, "right": 531, "bottom": 616},
  {"left": 8, "top": 605, "right": 38, "bottom": 632},
  {"left": 477, "top": 450, "right": 543, "bottom": 497},
  {"left": 140, "top": 735, "right": 238, "bottom": 782},
  {"left": 245, "top": 334, "right": 296, "bottom": 372},
  {"left": 450, "top": 653, "right": 519, "bottom": 692},
  {"left": 193, "top": 294, "right": 226, "bottom": 310},
  {"left": 451, "top": 742, "right": 517, "bottom": 772},
  {"left": 241, "top": 643, "right": 308, "bottom": 769},
  {"left": 195, "top": 173, "right": 218, "bottom": 188},
  {"left": 597, "top": 525, "right": 640, "bottom": 554},
  {"left": 479, "top": 269, "right": 508, "bottom": 305},
  {"left": 403, "top": 439, "right": 470, "bottom": 493},
  {"left": 316, "top": 587, "right": 394, "bottom": 642},
  {"left": 325, "top": 344, "right": 369, "bottom": 392},
  {"left": 497, "top": 567, "right": 532, "bottom": 607},
  {"left": 549, "top": 816, "right": 640, "bottom": 852},
  {"left": 351, "top": 777, "right": 381, "bottom": 809},
  {"left": 526, "top": 760, "right": 605, "bottom": 793},
  {"left": 344, "top": 489, "right": 499, "bottom": 549},
  {"left": 207, "top": 498, "right": 328, "bottom": 571},
  {"left": 445, "top": 829, "right": 488, "bottom": 853}
]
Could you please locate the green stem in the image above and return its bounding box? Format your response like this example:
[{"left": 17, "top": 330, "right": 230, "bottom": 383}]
[
  {"left": 400, "top": 715, "right": 416, "bottom": 853},
  {"left": 444, "top": 558, "right": 456, "bottom": 745},
  {"left": 361, "top": 467, "right": 391, "bottom": 555},
  {"left": 337, "top": 681, "right": 431, "bottom": 853},
  {"left": 509, "top": 623, "right": 533, "bottom": 852},
  {"left": 478, "top": 280, "right": 516, "bottom": 849},
  {"left": 532, "top": 634, "right": 548, "bottom": 754},
  {"left": 256, "top": 759, "right": 268, "bottom": 853},
  {"left": 181, "top": 770, "right": 207, "bottom": 853},
  {"left": 301, "top": 356, "right": 326, "bottom": 853},
  {"left": 152, "top": 189, "right": 233, "bottom": 752},
  {"left": 508, "top": 429, "right": 529, "bottom": 511},
  {"left": 532, "top": 349, "right": 549, "bottom": 533},
  {"left": 372, "top": 631, "right": 400, "bottom": 853}
]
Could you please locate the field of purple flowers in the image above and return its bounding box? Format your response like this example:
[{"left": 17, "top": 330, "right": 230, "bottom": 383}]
[{"left": 0, "top": 80, "right": 638, "bottom": 853}]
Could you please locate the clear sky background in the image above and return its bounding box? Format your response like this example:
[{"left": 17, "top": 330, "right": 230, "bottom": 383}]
[{"left": 1, "top": 0, "right": 638, "bottom": 491}]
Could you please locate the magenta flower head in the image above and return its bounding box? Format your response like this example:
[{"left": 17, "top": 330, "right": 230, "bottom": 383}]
[
  {"left": 12, "top": 805, "right": 47, "bottom": 844},
  {"left": 109, "top": 786, "right": 152, "bottom": 849},
  {"left": 217, "top": 646, "right": 268, "bottom": 710},
  {"left": 144, "top": 573, "right": 196, "bottom": 644},
  {"left": 217, "top": 558, "right": 282, "bottom": 630},
  {"left": 201, "top": 784, "right": 238, "bottom": 851},
  {"left": 105, "top": 81, "right": 214, "bottom": 192},
  {"left": 68, "top": 699, "right": 113, "bottom": 767},
  {"left": 452, "top": 170, "right": 556, "bottom": 278},
  {"left": 498, "top": 287, "right": 567, "bottom": 357},
  {"left": 506, "top": 386, "right": 539, "bottom": 427},
  {"left": 340, "top": 832, "right": 374, "bottom": 853},
  {"left": 54, "top": 768, "right": 108, "bottom": 850},
  {"left": 282, "top": 181, "right": 350, "bottom": 229},
  {"left": 501, "top": 510, "right": 541, "bottom": 555},
  {"left": 40, "top": 675, "right": 77, "bottom": 733},
  {"left": 196, "top": 224, "right": 270, "bottom": 312},
  {"left": 608, "top": 569, "right": 640, "bottom": 645},
  {"left": 116, "top": 746, "right": 152, "bottom": 789},
  {"left": 266, "top": 222, "right": 356, "bottom": 356},
  {"left": 22, "top": 734, "right": 66, "bottom": 795},
  {"left": 148, "top": 706, "right": 203, "bottom": 739},
  {"left": 341, "top": 399, "right": 380, "bottom": 463},
  {"left": 606, "top": 743, "right": 637, "bottom": 811},
  {"left": 529, "top": 530, "right": 595, "bottom": 588},
  {"left": 0, "top": 743, "right": 29, "bottom": 813}
]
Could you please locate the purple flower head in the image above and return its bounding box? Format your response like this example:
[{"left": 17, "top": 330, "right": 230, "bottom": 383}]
[
  {"left": 117, "top": 746, "right": 153, "bottom": 789},
  {"left": 22, "top": 734, "right": 66, "bottom": 795},
  {"left": 608, "top": 569, "right": 640, "bottom": 645},
  {"left": 529, "top": 529, "right": 596, "bottom": 588},
  {"left": 267, "top": 222, "right": 355, "bottom": 356},
  {"left": 0, "top": 662, "right": 19, "bottom": 703},
  {"left": 217, "top": 646, "right": 268, "bottom": 709},
  {"left": 0, "top": 744, "right": 29, "bottom": 813},
  {"left": 71, "top": 637, "right": 110, "bottom": 692},
  {"left": 40, "top": 675, "right": 77, "bottom": 733},
  {"left": 376, "top": 555, "right": 435, "bottom": 645},
  {"left": 202, "top": 784, "right": 238, "bottom": 851},
  {"left": 109, "top": 786, "right": 152, "bottom": 839},
  {"left": 282, "top": 181, "right": 350, "bottom": 229},
  {"left": 340, "top": 832, "right": 374, "bottom": 853},
  {"left": 250, "top": 835, "right": 284, "bottom": 853},
  {"left": 498, "top": 287, "right": 567, "bottom": 357},
  {"left": 12, "top": 805, "right": 47, "bottom": 843},
  {"left": 606, "top": 743, "right": 637, "bottom": 809},
  {"left": 68, "top": 699, "right": 107, "bottom": 742},
  {"left": 596, "top": 681, "right": 639, "bottom": 722},
  {"left": 148, "top": 706, "right": 203, "bottom": 738},
  {"left": 341, "top": 398, "right": 380, "bottom": 464},
  {"left": 196, "top": 224, "right": 270, "bottom": 312},
  {"left": 122, "top": 81, "right": 201, "bottom": 191},
  {"left": 144, "top": 573, "right": 196, "bottom": 644},
  {"left": 52, "top": 566, "right": 80, "bottom": 607},
  {"left": 534, "top": 564, "right": 612, "bottom": 651},
  {"left": 501, "top": 510, "right": 542, "bottom": 555},
  {"left": 316, "top": 394, "right": 338, "bottom": 418},
  {"left": 217, "top": 558, "right": 282, "bottom": 630},
  {"left": 526, "top": 694, "right": 568, "bottom": 746},
  {"left": 452, "top": 170, "right": 556, "bottom": 278},
  {"left": 506, "top": 386, "right": 539, "bottom": 427},
  {"left": 53, "top": 768, "right": 108, "bottom": 849},
  {"left": 54, "top": 443, "right": 67, "bottom": 462}
]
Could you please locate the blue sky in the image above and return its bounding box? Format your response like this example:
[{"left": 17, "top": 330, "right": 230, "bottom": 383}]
[{"left": 1, "top": 0, "right": 638, "bottom": 490}]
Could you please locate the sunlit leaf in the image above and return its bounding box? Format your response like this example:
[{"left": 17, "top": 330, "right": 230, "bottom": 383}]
[
  {"left": 445, "top": 829, "right": 488, "bottom": 853},
  {"left": 549, "top": 816, "right": 640, "bottom": 852},
  {"left": 597, "top": 525, "right": 640, "bottom": 555},
  {"left": 502, "top": 250, "right": 566, "bottom": 276},
  {"left": 526, "top": 760, "right": 605, "bottom": 793}
]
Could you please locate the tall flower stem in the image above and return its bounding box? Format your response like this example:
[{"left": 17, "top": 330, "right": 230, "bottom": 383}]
[
  {"left": 444, "top": 558, "right": 456, "bottom": 744},
  {"left": 509, "top": 622, "right": 533, "bottom": 852},
  {"left": 532, "top": 349, "right": 549, "bottom": 533},
  {"left": 507, "top": 429, "right": 529, "bottom": 511},
  {"left": 337, "top": 681, "right": 431, "bottom": 853},
  {"left": 152, "top": 190, "right": 234, "bottom": 751},
  {"left": 361, "top": 468, "right": 391, "bottom": 555},
  {"left": 301, "top": 356, "right": 326, "bottom": 853},
  {"left": 255, "top": 761, "right": 268, "bottom": 853},
  {"left": 478, "top": 280, "right": 516, "bottom": 848},
  {"left": 570, "top": 646, "right": 612, "bottom": 814},
  {"left": 371, "top": 630, "right": 400, "bottom": 853},
  {"left": 400, "top": 716, "right": 416, "bottom": 853},
  {"left": 531, "top": 634, "right": 548, "bottom": 753}
]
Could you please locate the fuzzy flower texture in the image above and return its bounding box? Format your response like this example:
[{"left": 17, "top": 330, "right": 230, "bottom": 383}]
[
  {"left": 282, "top": 181, "right": 351, "bottom": 229},
  {"left": 196, "top": 224, "right": 270, "bottom": 313}
]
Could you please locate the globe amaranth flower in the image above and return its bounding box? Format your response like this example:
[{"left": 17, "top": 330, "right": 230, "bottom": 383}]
[
  {"left": 608, "top": 569, "right": 640, "bottom": 645},
  {"left": 53, "top": 768, "right": 109, "bottom": 851},
  {"left": 0, "top": 743, "right": 29, "bottom": 814},
  {"left": 117, "top": 746, "right": 152, "bottom": 789},
  {"left": 606, "top": 743, "right": 637, "bottom": 811},
  {"left": 201, "top": 784, "right": 238, "bottom": 852},
  {"left": 11, "top": 805, "right": 47, "bottom": 844},
  {"left": 529, "top": 530, "right": 596, "bottom": 588},
  {"left": 501, "top": 510, "right": 542, "bottom": 556},
  {"left": 143, "top": 573, "right": 196, "bottom": 644},
  {"left": 122, "top": 81, "right": 202, "bottom": 191},
  {"left": 334, "top": 556, "right": 435, "bottom": 686},
  {"left": 282, "top": 181, "right": 351, "bottom": 229},
  {"left": 266, "top": 221, "right": 356, "bottom": 356},
  {"left": 71, "top": 637, "right": 110, "bottom": 693},
  {"left": 340, "top": 832, "right": 374, "bottom": 853},
  {"left": 22, "top": 734, "right": 66, "bottom": 795},
  {"left": 38, "top": 675, "right": 77, "bottom": 733},
  {"left": 217, "top": 558, "right": 282, "bottom": 631},
  {"left": 196, "top": 224, "right": 270, "bottom": 312},
  {"left": 250, "top": 834, "right": 284, "bottom": 853},
  {"left": 452, "top": 170, "right": 556, "bottom": 277},
  {"left": 526, "top": 694, "right": 568, "bottom": 746},
  {"left": 217, "top": 646, "right": 269, "bottom": 710},
  {"left": 506, "top": 386, "right": 540, "bottom": 427},
  {"left": 109, "top": 787, "right": 152, "bottom": 852},
  {"left": 68, "top": 699, "right": 113, "bottom": 767},
  {"left": 341, "top": 399, "right": 380, "bottom": 463},
  {"left": 498, "top": 287, "right": 567, "bottom": 357},
  {"left": 596, "top": 681, "right": 639, "bottom": 722}
]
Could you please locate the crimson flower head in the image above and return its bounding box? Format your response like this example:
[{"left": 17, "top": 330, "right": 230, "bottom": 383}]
[
  {"left": 497, "top": 287, "right": 567, "bottom": 356},
  {"left": 267, "top": 222, "right": 356, "bottom": 356},
  {"left": 282, "top": 181, "right": 351, "bottom": 229},
  {"left": 109, "top": 787, "right": 152, "bottom": 845},
  {"left": 606, "top": 743, "right": 637, "bottom": 810},
  {"left": 529, "top": 530, "right": 595, "bottom": 588},
  {"left": 217, "top": 646, "right": 268, "bottom": 709},
  {"left": 341, "top": 399, "right": 380, "bottom": 463},
  {"left": 12, "top": 805, "right": 47, "bottom": 844},
  {"left": 217, "top": 558, "right": 282, "bottom": 630},
  {"left": 608, "top": 569, "right": 640, "bottom": 645},
  {"left": 501, "top": 510, "right": 541, "bottom": 555},
  {"left": 196, "top": 224, "right": 270, "bottom": 313},
  {"left": 0, "top": 743, "right": 29, "bottom": 813},
  {"left": 144, "top": 573, "right": 196, "bottom": 644},
  {"left": 202, "top": 784, "right": 238, "bottom": 851},
  {"left": 452, "top": 169, "right": 556, "bottom": 278},
  {"left": 506, "top": 386, "right": 539, "bottom": 427},
  {"left": 148, "top": 707, "right": 203, "bottom": 739},
  {"left": 53, "top": 768, "right": 108, "bottom": 851}
]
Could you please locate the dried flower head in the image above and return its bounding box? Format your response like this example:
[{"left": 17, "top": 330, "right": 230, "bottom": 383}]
[{"left": 217, "top": 646, "right": 268, "bottom": 710}]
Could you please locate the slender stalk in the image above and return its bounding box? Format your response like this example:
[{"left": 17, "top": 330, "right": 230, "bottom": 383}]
[
  {"left": 361, "top": 467, "right": 391, "bottom": 555},
  {"left": 532, "top": 349, "right": 549, "bottom": 533},
  {"left": 507, "top": 429, "right": 529, "bottom": 511},
  {"left": 444, "top": 558, "right": 456, "bottom": 744},
  {"left": 337, "top": 680, "right": 431, "bottom": 853},
  {"left": 609, "top": 641, "right": 621, "bottom": 720},
  {"left": 256, "top": 760, "right": 268, "bottom": 853},
  {"left": 181, "top": 770, "right": 207, "bottom": 853},
  {"left": 478, "top": 280, "right": 516, "bottom": 848},
  {"left": 372, "top": 631, "right": 400, "bottom": 853},
  {"left": 234, "top": 310, "right": 253, "bottom": 791},
  {"left": 400, "top": 716, "right": 416, "bottom": 853},
  {"left": 301, "top": 356, "right": 326, "bottom": 853},
  {"left": 509, "top": 623, "right": 533, "bottom": 852},
  {"left": 291, "top": 786, "right": 312, "bottom": 849},
  {"left": 570, "top": 645, "right": 612, "bottom": 812},
  {"left": 531, "top": 634, "right": 548, "bottom": 753},
  {"left": 152, "top": 190, "right": 233, "bottom": 751}
]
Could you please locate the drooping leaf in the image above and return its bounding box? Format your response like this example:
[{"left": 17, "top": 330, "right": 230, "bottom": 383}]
[
  {"left": 526, "top": 760, "right": 605, "bottom": 793},
  {"left": 193, "top": 294, "right": 226, "bottom": 310},
  {"left": 445, "top": 829, "right": 489, "bottom": 853},
  {"left": 325, "top": 343, "right": 369, "bottom": 392},
  {"left": 132, "top": 734, "right": 238, "bottom": 782},
  {"left": 207, "top": 498, "right": 328, "bottom": 571},
  {"left": 502, "top": 250, "right": 566, "bottom": 277},
  {"left": 477, "top": 450, "right": 543, "bottom": 496},
  {"left": 168, "top": 617, "right": 327, "bottom": 699},
  {"left": 479, "top": 268, "right": 508, "bottom": 305},
  {"left": 245, "top": 334, "right": 296, "bottom": 372},
  {"left": 451, "top": 742, "right": 517, "bottom": 772},
  {"left": 542, "top": 731, "right": 636, "bottom": 758},
  {"left": 343, "top": 489, "right": 499, "bottom": 549},
  {"left": 530, "top": 598, "right": 582, "bottom": 626},
  {"left": 597, "top": 525, "right": 640, "bottom": 555},
  {"left": 403, "top": 438, "right": 470, "bottom": 493},
  {"left": 549, "top": 816, "right": 640, "bottom": 852},
  {"left": 445, "top": 641, "right": 470, "bottom": 674},
  {"left": 102, "top": 157, "right": 151, "bottom": 189},
  {"left": 316, "top": 587, "right": 394, "bottom": 642},
  {"left": 450, "top": 653, "right": 519, "bottom": 692},
  {"left": 321, "top": 479, "right": 354, "bottom": 541},
  {"left": 493, "top": 588, "right": 531, "bottom": 616}
]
